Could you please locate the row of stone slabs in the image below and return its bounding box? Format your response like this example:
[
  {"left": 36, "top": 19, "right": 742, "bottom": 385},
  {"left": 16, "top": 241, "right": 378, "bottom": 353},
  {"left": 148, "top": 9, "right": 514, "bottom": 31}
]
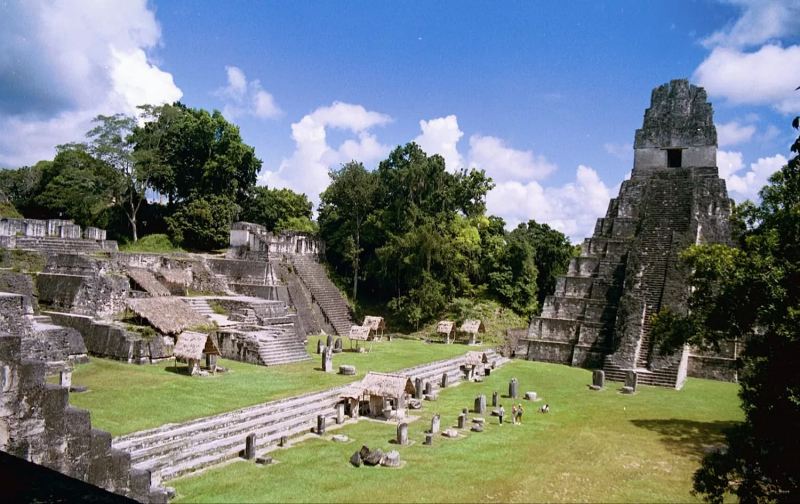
[{"left": 230, "top": 358, "right": 512, "bottom": 472}]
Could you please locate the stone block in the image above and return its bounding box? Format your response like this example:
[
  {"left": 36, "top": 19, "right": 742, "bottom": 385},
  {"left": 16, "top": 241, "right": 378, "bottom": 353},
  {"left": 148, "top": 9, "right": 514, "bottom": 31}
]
[
  {"left": 244, "top": 433, "right": 256, "bottom": 460},
  {"left": 381, "top": 450, "right": 400, "bottom": 467},
  {"left": 339, "top": 364, "right": 356, "bottom": 376}
]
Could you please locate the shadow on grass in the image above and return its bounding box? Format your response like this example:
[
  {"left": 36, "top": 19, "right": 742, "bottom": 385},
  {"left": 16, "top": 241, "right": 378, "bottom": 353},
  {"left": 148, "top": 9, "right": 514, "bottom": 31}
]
[{"left": 630, "top": 418, "right": 740, "bottom": 460}]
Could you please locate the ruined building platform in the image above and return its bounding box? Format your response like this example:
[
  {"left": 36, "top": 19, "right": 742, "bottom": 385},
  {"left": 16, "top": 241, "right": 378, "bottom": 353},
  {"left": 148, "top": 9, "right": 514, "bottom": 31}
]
[{"left": 524, "top": 80, "right": 740, "bottom": 388}]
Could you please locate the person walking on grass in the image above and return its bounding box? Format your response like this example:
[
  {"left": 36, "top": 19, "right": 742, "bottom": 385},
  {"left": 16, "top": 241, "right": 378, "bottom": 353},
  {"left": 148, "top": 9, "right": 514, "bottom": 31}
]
[
  {"left": 498, "top": 404, "right": 505, "bottom": 425},
  {"left": 516, "top": 403, "right": 524, "bottom": 425},
  {"left": 511, "top": 404, "right": 518, "bottom": 425}
]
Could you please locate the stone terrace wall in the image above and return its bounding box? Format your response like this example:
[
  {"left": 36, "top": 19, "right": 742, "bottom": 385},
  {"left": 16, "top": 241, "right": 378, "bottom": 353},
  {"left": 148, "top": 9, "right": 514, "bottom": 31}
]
[
  {"left": 46, "top": 312, "right": 174, "bottom": 364},
  {"left": 0, "top": 333, "right": 166, "bottom": 502}
]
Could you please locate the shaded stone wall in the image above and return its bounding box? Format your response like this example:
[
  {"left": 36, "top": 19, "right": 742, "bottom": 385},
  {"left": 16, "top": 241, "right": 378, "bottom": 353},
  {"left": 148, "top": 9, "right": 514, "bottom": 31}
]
[
  {"left": 45, "top": 312, "right": 174, "bottom": 364},
  {"left": 0, "top": 333, "right": 165, "bottom": 502}
]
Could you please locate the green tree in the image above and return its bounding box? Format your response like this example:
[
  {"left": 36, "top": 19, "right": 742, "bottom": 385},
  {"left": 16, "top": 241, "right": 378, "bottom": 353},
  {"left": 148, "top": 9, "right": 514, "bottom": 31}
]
[
  {"left": 651, "top": 115, "right": 800, "bottom": 502},
  {"left": 132, "top": 103, "right": 261, "bottom": 206},
  {"left": 86, "top": 114, "right": 150, "bottom": 241},
  {"left": 165, "top": 195, "right": 240, "bottom": 251},
  {"left": 510, "top": 221, "right": 575, "bottom": 310},
  {"left": 240, "top": 186, "right": 314, "bottom": 233},
  {"left": 318, "top": 162, "right": 379, "bottom": 300},
  {"left": 34, "top": 146, "right": 118, "bottom": 227}
]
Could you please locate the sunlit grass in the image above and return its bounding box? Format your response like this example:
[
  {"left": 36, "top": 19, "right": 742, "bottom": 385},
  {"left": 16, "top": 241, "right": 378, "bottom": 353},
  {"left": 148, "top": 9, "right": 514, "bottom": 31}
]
[
  {"left": 171, "top": 360, "right": 742, "bottom": 503},
  {"left": 68, "top": 336, "right": 482, "bottom": 436}
]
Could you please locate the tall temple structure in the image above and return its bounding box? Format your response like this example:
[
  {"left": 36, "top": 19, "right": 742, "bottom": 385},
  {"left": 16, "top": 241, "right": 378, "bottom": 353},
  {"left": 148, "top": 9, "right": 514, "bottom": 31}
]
[{"left": 523, "top": 80, "right": 740, "bottom": 389}]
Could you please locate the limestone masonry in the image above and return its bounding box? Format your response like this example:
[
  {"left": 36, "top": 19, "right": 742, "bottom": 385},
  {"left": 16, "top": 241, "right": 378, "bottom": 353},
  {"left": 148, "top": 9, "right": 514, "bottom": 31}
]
[{"left": 524, "top": 80, "right": 740, "bottom": 388}]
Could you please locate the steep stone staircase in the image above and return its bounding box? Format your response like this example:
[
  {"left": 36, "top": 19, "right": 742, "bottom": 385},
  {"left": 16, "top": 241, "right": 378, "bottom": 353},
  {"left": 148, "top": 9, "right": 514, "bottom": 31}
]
[
  {"left": 273, "top": 259, "right": 321, "bottom": 336},
  {"left": 255, "top": 325, "right": 311, "bottom": 366},
  {"left": 113, "top": 349, "right": 507, "bottom": 483},
  {"left": 289, "top": 256, "right": 352, "bottom": 336}
]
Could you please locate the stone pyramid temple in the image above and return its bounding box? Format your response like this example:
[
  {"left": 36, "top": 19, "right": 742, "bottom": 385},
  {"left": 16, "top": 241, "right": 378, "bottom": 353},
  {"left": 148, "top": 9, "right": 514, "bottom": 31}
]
[{"left": 523, "top": 79, "right": 740, "bottom": 389}]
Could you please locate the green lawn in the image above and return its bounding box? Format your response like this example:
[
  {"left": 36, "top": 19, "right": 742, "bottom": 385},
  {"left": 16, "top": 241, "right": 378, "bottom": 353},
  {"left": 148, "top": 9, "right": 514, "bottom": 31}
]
[
  {"left": 171, "top": 360, "right": 742, "bottom": 503},
  {"left": 68, "top": 336, "right": 483, "bottom": 436}
]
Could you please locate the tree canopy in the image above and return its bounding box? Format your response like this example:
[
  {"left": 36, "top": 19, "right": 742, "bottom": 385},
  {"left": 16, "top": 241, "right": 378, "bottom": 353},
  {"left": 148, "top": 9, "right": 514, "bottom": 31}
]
[{"left": 319, "top": 142, "right": 574, "bottom": 327}]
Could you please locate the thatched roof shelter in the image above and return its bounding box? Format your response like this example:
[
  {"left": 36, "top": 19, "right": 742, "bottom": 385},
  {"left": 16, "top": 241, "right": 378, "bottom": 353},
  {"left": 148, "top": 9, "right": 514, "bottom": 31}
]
[
  {"left": 126, "top": 297, "right": 207, "bottom": 335},
  {"left": 459, "top": 319, "right": 486, "bottom": 334},
  {"left": 174, "top": 331, "right": 220, "bottom": 361},
  {"left": 349, "top": 325, "right": 370, "bottom": 341},
  {"left": 359, "top": 372, "right": 415, "bottom": 399},
  {"left": 436, "top": 320, "right": 455, "bottom": 335},
  {"left": 464, "top": 351, "right": 489, "bottom": 367},
  {"left": 363, "top": 316, "right": 386, "bottom": 331},
  {"left": 158, "top": 268, "right": 192, "bottom": 286},
  {"left": 126, "top": 268, "right": 171, "bottom": 297}
]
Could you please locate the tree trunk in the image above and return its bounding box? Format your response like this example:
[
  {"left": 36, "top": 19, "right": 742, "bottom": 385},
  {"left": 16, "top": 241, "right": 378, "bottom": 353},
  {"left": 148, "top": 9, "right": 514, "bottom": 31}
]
[
  {"left": 352, "top": 227, "right": 360, "bottom": 301},
  {"left": 130, "top": 217, "right": 138, "bottom": 242}
]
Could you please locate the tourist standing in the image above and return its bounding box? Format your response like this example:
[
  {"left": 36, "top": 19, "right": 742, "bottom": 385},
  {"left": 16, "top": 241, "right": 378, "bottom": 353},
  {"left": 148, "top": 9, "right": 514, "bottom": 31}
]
[
  {"left": 511, "top": 404, "right": 518, "bottom": 425},
  {"left": 517, "top": 403, "right": 524, "bottom": 425},
  {"left": 498, "top": 404, "right": 505, "bottom": 425}
]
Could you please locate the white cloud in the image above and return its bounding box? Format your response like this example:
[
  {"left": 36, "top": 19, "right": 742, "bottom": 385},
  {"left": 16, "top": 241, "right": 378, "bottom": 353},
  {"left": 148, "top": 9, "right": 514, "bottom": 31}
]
[
  {"left": 486, "top": 165, "right": 615, "bottom": 242},
  {"left": 694, "top": 45, "right": 800, "bottom": 114},
  {"left": 724, "top": 152, "right": 787, "bottom": 201},
  {"left": 603, "top": 142, "right": 633, "bottom": 161},
  {"left": 717, "top": 149, "right": 745, "bottom": 180},
  {"left": 216, "top": 66, "right": 281, "bottom": 120},
  {"left": 468, "top": 135, "right": 556, "bottom": 182},
  {"left": 414, "top": 115, "right": 464, "bottom": 171},
  {"left": 259, "top": 102, "right": 391, "bottom": 204},
  {"left": 716, "top": 121, "right": 756, "bottom": 146},
  {"left": 702, "top": 0, "right": 800, "bottom": 49},
  {"left": 0, "top": 0, "right": 182, "bottom": 167}
]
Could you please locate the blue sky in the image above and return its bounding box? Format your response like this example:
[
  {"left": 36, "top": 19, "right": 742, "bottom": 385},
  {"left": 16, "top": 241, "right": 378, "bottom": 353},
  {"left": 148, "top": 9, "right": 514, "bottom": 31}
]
[{"left": 1, "top": 1, "right": 799, "bottom": 241}]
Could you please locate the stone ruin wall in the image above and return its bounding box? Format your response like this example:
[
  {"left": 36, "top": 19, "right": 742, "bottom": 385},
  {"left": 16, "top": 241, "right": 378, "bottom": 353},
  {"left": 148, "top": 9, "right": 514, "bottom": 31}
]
[
  {"left": 525, "top": 80, "right": 739, "bottom": 387},
  {"left": 0, "top": 333, "right": 166, "bottom": 502}
]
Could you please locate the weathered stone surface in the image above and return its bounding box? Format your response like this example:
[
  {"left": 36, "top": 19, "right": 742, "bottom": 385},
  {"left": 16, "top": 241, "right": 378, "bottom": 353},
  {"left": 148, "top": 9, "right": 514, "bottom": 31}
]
[
  {"left": 333, "top": 337, "right": 343, "bottom": 353},
  {"left": 0, "top": 332, "right": 162, "bottom": 500},
  {"left": 316, "top": 415, "right": 326, "bottom": 435},
  {"left": 625, "top": 370, "right": 638, "bottom": 392},
  {"left": 316, "top": 339, "right": 324, "bottom": 354},
  {"left": 471, "top": 424, "right": 484, "bottom": 433},
  {"left": 255, "top": 456, "right": 272, "bottom": 465},
  {"left": 457, "top": 414, "right": 466, "bottom": 429},
  {"left": 408, "top": 398, "right": 422, "bottom": 410},
  {"left": 244, "top": 433, "right": 256, "bottom": 460},
  {"left": 336, "top": 403, "right": 345, "bottom": 425},
  {"left": 525, "top": 391, "right": 537, "bottom": 401},
  {"left": 424, "top": 433, "right": 433, "bottom": 445},
  {"left": 414, "top": 377, "right": 423, "bottom": 399},
  {"left": 321, "top": 347, "right": 333, "bottom": 373},
  {"left": 381, "top": 450, "right": 401, "bottom": 467},
  {"left": 339, "top": 364, "right": 356, "bottom": 375},
  {"left": 430, "top": 414, "right": 440, "bottom": 434},
  {"left": 492, "top": 391, "right": 498, "bottom": 407},
  {"left": 331, "top": 434, "right": 349, "bottom": 443},
  {"left": 363, "top": 448, "right": 384, "bottom": 466},
  {"left": 441, "top": 373, "right": 448, "bottom": 388},
  {"left": 591, "top": 369, "right": 605, "bottom": 390},
  {"left": 442, "top": 429, "right": 458, "bottom": 438},
  {"left": 350, "top": 451, "right": 362, "bottom": 467},
  {"left": 397, "top": 423, "right": 408, "bottom": 445},
  {"left": 509, "top": 378, "right": 519, "bottom": 399},
  {"left": 424, "top": 381, "right": 432, "bottom": 395},
  {"left": 474, "top": 394, "right": 486, "bottom": 414}
]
